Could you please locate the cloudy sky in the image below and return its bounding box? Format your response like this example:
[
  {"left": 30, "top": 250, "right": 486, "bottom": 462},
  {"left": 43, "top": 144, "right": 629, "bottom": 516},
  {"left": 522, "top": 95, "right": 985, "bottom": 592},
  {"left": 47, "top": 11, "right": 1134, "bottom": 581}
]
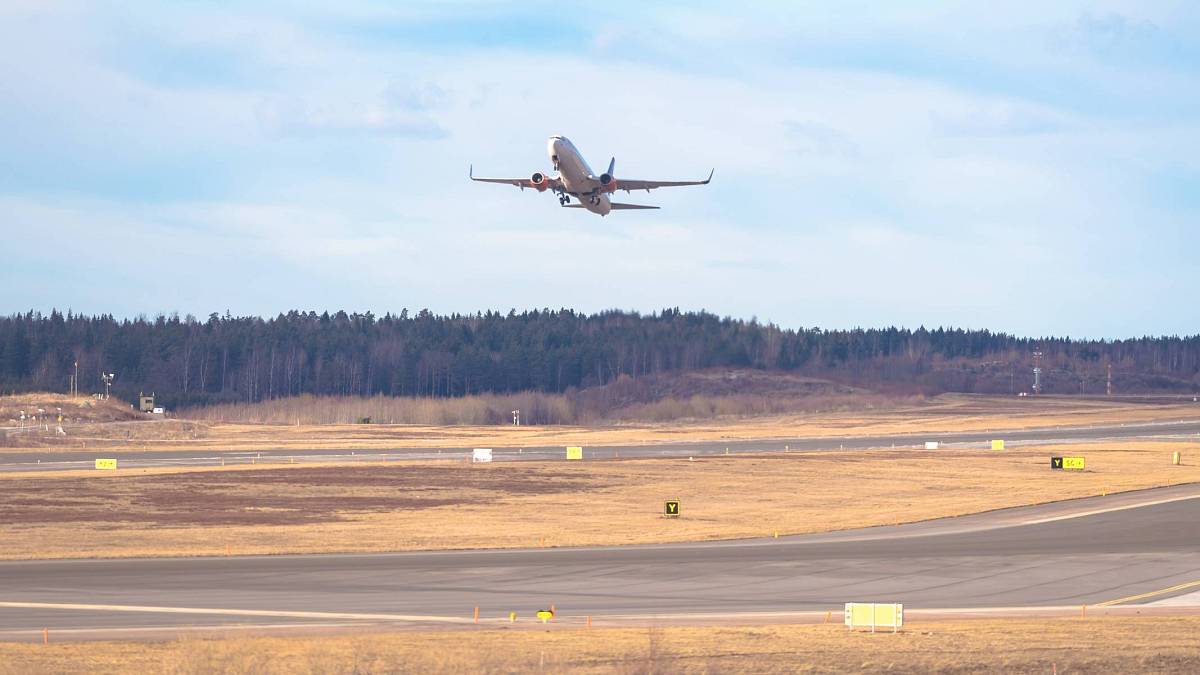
[{"left": 2, "top": 2, "right": 1197, "bottom": 337}]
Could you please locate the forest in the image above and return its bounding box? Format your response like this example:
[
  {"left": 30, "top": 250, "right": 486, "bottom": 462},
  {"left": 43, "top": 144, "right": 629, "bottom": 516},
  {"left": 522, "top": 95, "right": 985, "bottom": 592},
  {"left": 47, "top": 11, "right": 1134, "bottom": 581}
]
[{"left": 1, "top": 309, "right": 1197, "bottom": 409}]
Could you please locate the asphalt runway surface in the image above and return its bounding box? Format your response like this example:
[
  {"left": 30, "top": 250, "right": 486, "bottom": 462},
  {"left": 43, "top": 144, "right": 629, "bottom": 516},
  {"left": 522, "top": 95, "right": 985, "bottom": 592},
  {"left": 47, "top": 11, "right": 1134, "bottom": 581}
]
[
  {"left": 2, "top": 419, "right": 1199, "bottom": 473},
  {"left": 2, "top": 484, "right": 1198, "bottom": 639}
]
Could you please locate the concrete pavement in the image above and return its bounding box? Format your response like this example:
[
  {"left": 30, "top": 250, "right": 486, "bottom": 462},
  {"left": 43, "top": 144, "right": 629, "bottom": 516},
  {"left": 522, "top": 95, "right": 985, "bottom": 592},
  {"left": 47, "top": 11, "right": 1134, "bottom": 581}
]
[{"left": 1, "top": 484, "right": 1198, "bottom": 639}]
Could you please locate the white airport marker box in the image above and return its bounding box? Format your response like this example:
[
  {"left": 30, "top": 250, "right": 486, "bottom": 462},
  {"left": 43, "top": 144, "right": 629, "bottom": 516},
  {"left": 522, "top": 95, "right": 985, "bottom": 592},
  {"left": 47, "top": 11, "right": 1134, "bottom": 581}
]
[
  {"left": 472, "top": 448, "right": 493, "bottom": 463},
  {"left": 924, "top": 441, "right": 939, "bottom": 450}
]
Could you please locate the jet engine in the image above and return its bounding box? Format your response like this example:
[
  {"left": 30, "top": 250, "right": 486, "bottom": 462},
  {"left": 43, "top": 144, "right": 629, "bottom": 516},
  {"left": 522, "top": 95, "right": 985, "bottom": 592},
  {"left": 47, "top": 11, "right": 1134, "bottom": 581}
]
[
  {"left": 529, "top": 172, "right": 550, "bottom": 191},
  {"left": 599, "top": 173, "right": 617, "bottom": 192}
]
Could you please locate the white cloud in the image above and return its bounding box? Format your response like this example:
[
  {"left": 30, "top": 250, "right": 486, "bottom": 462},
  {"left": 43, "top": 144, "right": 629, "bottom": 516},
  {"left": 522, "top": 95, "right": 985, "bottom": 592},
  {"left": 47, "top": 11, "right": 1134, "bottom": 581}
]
[{"left": 2, "top": 3, "right": 1198, "bottom": 337}]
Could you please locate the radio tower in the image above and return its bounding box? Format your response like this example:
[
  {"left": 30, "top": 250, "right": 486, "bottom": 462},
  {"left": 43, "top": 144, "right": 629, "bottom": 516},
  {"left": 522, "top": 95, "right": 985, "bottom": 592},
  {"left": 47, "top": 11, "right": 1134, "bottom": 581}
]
[
  {"left": 1106, "top": 362, "right": 1113, "bottom": 397},
  {"left": 1032, "top": 351, "right": 1043, "bottom": 395}
]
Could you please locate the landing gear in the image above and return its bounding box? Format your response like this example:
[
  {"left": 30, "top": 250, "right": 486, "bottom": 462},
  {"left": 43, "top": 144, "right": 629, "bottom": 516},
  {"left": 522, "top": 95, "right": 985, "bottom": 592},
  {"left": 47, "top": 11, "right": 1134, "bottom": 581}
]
[
  {"left": 588, "top": 194, "right": 600, "bottom": 206},
  {"left": 559, "top": 193, "right": 570, "bottom": 205}
]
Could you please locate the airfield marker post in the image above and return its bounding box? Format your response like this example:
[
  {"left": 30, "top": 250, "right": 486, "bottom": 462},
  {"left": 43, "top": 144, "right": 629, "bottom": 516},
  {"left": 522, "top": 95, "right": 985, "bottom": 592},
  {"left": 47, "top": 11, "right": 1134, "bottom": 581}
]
[
  {"left": 42, "top": 627, "right": 47, "bottom": 645},
  {"left": 474, "top": 606, "right": 479, "bottom": 624}
]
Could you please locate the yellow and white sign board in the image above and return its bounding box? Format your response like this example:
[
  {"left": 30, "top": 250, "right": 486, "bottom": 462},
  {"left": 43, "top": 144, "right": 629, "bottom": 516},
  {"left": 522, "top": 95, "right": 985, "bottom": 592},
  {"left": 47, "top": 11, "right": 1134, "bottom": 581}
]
[
  {"left": 991, "top": 440, "right": 1005, "bottom": 450},
  {"left": 95, "top": 458, "right": 117, "bottom": 470},
  {"left": 1063, "top": 456, "right": 1085, "bottom": 470},
  {"left": 845, "top": 603, "right": 903, "bottom": 632},
  {"left": 566, "top": 446, "right": 583, "bottom": 460},
  {"left": 472, "top": 448, "right": 492, "bottom": 463}
]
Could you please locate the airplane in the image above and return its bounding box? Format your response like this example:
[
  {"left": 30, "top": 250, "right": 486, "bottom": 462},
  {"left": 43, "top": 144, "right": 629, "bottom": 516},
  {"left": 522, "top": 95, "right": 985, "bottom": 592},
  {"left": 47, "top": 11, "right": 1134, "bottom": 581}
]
[{"left": 470, "top": 135, "right": 713, "bottom": 216}]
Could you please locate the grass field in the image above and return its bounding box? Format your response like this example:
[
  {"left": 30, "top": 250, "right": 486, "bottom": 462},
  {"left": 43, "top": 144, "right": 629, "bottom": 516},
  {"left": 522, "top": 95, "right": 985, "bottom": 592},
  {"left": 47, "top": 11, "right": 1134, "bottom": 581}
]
[
  {"left": 2, "top": 440, "right": 1196, "bottom": 559},
  {"left": 6, "top": 393, "right": 1200, "bottom": 453},
  {"left": 3, "top": 616, "right": 1199, "bottom": 673}
]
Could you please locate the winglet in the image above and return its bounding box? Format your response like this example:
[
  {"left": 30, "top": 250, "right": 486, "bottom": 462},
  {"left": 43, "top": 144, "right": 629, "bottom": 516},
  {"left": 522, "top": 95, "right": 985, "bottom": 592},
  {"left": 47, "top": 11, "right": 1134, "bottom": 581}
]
[
  {"left": 469, "top": 164, "right": 473, "bottom": 179},
  {"left": 606, "top": 157, "right": 615, "bottom": 176},
  {"left": 704, "top": 168, "right": 714, "bottom": 184}
]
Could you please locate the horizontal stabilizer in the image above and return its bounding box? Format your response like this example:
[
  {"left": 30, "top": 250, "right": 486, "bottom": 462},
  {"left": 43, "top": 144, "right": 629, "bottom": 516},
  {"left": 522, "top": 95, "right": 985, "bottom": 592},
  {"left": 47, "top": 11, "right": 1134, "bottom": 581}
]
[{"left": 560, "top": 203, "right": 660, "bottom": 210}]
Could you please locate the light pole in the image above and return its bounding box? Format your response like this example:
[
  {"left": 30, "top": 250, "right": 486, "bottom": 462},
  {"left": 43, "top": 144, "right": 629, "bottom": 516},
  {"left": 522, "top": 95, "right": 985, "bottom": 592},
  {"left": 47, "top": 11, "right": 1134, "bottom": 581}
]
[
  {"left": 101, "top": 373, "right": 115, "bottom": 400},
  {"left": 512, "top": 409, "right": 520, "bottom": 426}
]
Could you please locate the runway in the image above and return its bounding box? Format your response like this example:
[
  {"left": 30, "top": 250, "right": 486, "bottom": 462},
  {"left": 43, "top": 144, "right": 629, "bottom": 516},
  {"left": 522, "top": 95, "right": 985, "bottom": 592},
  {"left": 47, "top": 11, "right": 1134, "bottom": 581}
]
[
  {"left": 2, "top": 419, "right": 1199, "bottom": 473},
  {"left": 2, "top": 484, "right": 1198, "bottom": 639}
]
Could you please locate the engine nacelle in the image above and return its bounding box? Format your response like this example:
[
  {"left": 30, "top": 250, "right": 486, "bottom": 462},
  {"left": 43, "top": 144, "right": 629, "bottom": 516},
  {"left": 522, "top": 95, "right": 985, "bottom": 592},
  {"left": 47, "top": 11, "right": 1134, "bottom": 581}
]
[
  {"left": 530, "top": 172, "right": 549, "bottom": 191},
  {"left": 599, "top": 173, "right": 617, "bottom": 193}
]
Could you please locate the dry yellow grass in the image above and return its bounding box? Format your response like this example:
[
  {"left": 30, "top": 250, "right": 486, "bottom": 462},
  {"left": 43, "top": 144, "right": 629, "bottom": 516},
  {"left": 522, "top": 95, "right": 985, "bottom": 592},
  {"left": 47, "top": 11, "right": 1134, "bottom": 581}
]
[
  {"left": 7, "top": 393, "right": 1199, "bottom": 454},
  {"left": 3, "top": 616, "right": 1200, "bottom": 673},
  {"left": 2, "top": 441, "right": 1196, "bottom": 559}
]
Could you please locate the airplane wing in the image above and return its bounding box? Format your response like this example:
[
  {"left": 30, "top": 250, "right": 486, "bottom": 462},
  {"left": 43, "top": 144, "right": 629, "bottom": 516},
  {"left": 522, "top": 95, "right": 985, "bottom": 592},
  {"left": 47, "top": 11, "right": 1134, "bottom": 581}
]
[
  {"left": 614, "top": 169, "right": 714, "bottom": 192},
  {"left": 469, "top": 165, "right": 561, "bottom": 191}
]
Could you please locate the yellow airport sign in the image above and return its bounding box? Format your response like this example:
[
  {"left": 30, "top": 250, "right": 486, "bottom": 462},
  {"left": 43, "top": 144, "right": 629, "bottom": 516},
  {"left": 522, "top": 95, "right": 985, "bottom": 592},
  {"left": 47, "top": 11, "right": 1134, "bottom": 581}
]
[
  {"left": 95, "top": 458, "right": 117, "bottom": 470},
  {"left": 664, "top": 500, "right": 681, "bottom": 518},
  {"left": 1063, "top": 457, "right": 1085, "bottom": 470},
  {"left": 536, "top": 609, "right": 554, "bottom": 623},
  {"left": 566, "top": 446, "right": 583, "bottom": 460},
  {"left": 845, "top": 602, "right": 903, "bottom": 632},
  {"left": 991, "top": 440, "right": 1005, "bottom": 450}
]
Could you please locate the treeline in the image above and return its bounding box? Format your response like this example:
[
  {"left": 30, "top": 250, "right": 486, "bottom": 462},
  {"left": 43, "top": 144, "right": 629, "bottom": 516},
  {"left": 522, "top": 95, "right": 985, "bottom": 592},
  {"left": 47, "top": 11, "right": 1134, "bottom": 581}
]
[{"left": 0, "top": 309, "right": 1198, "bottom": 409}]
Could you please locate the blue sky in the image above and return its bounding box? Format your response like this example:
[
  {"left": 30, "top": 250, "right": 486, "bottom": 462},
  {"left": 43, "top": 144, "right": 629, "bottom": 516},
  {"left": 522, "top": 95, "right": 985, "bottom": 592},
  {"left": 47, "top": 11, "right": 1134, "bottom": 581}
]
[{"left": 2, "top": 1, "right": 1197, "bottom": 337}]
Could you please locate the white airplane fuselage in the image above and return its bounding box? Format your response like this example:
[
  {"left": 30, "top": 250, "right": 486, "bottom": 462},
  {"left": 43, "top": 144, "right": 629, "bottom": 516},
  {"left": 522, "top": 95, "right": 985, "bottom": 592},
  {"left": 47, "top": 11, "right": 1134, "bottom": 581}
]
[{"left": 548, "top": 136, "right": 613, "bottom": 215}]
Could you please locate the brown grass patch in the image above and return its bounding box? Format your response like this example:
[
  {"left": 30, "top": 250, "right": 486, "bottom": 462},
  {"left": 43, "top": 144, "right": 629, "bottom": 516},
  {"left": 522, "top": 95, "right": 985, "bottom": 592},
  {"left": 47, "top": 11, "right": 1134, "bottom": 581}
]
[
  {"left": 3, "top": 616, "right": 1200, "bottom": 673},
  {"left": 7, "top": 393, "right": 1198, "bottom": 455},
  {"left": 1, "top": 440, "right": 1197, "bottom": 559}
]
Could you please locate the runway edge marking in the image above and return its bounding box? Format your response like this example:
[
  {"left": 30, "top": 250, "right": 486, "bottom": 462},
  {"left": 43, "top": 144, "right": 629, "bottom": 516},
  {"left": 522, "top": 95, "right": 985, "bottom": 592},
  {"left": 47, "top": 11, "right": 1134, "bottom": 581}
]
[
  {"left": 1020, "top": 492, "right": 1200, "bottom": 526},
  {"left": 0, "top": 601, "right": 471, "bottom": 624}
]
